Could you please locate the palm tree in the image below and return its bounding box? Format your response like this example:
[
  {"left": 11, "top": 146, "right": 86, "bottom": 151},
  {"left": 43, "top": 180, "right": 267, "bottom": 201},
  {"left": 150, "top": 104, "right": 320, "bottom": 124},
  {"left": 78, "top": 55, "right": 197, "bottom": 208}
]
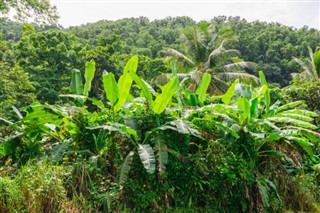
[
  {"left": 165, "top": 22, "right": 258, "bottom": 95},
  {"left": 292, "top": 47, "right": 320, "bottom": 80}
]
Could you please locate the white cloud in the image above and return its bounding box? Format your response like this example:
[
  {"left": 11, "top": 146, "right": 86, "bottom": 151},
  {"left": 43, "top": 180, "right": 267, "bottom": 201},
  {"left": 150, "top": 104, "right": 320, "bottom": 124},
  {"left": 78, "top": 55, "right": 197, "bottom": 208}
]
[{"left": 51, "top": 0, "right": 320, "bottom": 29}]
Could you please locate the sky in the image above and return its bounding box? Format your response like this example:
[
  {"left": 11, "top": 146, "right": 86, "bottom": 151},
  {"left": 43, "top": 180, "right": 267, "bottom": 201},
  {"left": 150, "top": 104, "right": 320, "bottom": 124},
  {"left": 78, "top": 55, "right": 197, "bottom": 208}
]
[{"left": 51, "top": 0, "right": 320, "bottom": 29}]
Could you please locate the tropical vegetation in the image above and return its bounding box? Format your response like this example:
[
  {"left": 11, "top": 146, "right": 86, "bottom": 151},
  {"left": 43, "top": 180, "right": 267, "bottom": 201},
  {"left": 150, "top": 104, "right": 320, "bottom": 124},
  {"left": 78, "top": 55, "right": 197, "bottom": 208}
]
[{"left": 0, "top": 2, "right": 320, "bottom": 212}]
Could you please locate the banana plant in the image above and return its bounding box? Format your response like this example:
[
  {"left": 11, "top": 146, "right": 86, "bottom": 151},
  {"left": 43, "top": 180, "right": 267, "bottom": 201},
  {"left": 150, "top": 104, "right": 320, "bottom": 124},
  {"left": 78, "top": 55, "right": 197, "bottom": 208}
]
[
  {"left": 0, "top": 104, "right": 69, "bottom": 162},
  {"left": 171, "top": 61, "right": 212, "bottom": 107},
  {"left": 61, "top": 60, "right": 96, "bottom": 105},
  {"left": 192, "top": 71, "right": 319, "bottom": 162},
  {"left": 189, "top": 71, "right": 320, "bottom": 209},
  {"left": 96, "top": 117, "right": 203, "bottom": 185},
  {"left": 103, "top": 56, "right": 179, "bottom": 114}
]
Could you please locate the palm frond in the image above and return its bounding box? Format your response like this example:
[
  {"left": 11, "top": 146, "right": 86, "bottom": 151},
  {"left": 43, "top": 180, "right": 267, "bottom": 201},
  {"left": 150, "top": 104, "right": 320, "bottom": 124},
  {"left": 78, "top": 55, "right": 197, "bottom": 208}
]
[
  {"left": 215, "top": 72, "right": 259, "bottom": 85},
  {"left": 314, "top": 50, "right": 320, "bottom": 77},
  {"left": 207, "top": 48, "right": 241, "bottom": 68},
  {"left": 165, "top": 48, "right": 195, "bottom": 67},
  {"left": 293, "top": 57, "right": 311, "bottom": 73},
  {"left": 207, "top": 76, "right": 230, "bottom": 95},
  {"left": 219, "top": 62, "right": 257, "bottom": 72},
  {"left": 176, "top": 73, "right": 192, "bottom": 81}
]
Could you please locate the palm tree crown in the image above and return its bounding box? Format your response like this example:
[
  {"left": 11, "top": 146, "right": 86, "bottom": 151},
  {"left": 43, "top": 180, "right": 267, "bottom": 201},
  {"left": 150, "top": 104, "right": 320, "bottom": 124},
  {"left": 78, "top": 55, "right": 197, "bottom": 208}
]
[
  {"left": 292, "top": 47, "right": 320, "bottom": 80},
  {"left": 166, "top": 22, "right": 258, "bottom": 95}
]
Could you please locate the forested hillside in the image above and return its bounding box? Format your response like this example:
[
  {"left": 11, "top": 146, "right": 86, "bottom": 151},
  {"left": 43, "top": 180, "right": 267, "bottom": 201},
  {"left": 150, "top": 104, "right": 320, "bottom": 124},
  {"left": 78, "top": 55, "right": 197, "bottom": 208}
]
[
  {"left": 1, "top": 14, "right": 320, "bottom": 212},
  {"left": 66, "top": 16, "right": 320, "bottom": 86}
]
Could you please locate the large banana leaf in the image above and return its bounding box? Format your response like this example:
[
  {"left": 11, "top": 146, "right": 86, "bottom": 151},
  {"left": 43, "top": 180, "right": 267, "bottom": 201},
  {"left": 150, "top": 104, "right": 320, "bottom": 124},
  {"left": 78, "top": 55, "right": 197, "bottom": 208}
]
[
  {"left": 86, "top": 122, "right": 138, "bottom": 141},
  {"left": 153, "top": 76, "right": 178, "bottom": 114},
  {"left": 70, "top": 69, "right": 83, "bottom": 95},
  {"left": 130, "top": 72, "right": 154, "bottom": 109},
  {"left": 138, "top": 144, "right": 155, "bottom": 174},
  {"left": 221, "top": 79, "right": 239, "bottom": 104},
  {"left": 285, "top": 136, "right": 315, "bottom": 161},
  {"left": 154, "top": 137, "right": 168, "bottom": 175},
  {"left": 119, "top": 151, "right": 134, "bottom": 185},
  {"left": 114, "top": 56, "right": 138, "bottom": 112},
  {"left": 102, "top": 71, "right": 119, "bottom": 106},
  {"left": 159, "top": 119, "right": 200, "bottom": 138},
  {"left": 237, "top": 96, "right": 250, "bottom": 121},
  {"left": 47, "top": 141, "right": 71, "bottom": 162},
  {"left": 275, "top": 101, "right": 305, "bottom": 113},
  {"left": 196, "top": 73, "right": 211, "bottom": 104},
  {"left": 267, "top": 117, "right": 318, "bottom": 130},
  {"left": 83, "top": 60, "right": 96, "bottom": 97}
]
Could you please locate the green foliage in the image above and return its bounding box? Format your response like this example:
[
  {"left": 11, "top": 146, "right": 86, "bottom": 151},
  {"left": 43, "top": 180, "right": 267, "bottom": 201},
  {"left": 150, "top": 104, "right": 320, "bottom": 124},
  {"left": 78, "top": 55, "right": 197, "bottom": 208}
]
[
  {"left": 83, "top": 60, "right": 96, "bottom": 97},
  {"left": 114, "top": 56, "right": 139, "bottom": 112},
  {"left": 70, "top": 69, "right": 84, "bottom": 95},
  {"left": 0, "top": 62, "right": 36, "bottom": 117},
  {"left": 282, "top": 79, "right": 320, "bottom": 113},
  {"left": 0, "top": 176, "right": 23, "bottom": 212},
  {"left": 1, "top": 15, "right": 320, "bottom": 212},
  {"left": 166, "top": 22, "right": 258, "bottom": 95},
  {"left": 153, "top": 76, "right": 179, "bottom": 114},
  {"left": 14, "top": 30, "right": 84, "bottom": 103},
  {"left": 292, "top": 47, "right": 320, "bottom": 80},
  {"left": 196, "top": 72, "right": 211, "bottom": 104},
  {"left": 0, "top": 161, "right": 76, "bottom": 212},
  {"left": 102, "top": 71, "right": 119, "bottom": 105},
  {"left": 0, "top": 0, "right": 59, "bottom": 25},
  {"left": 138, "top": 144, "right": 156, "bottom": 174}
]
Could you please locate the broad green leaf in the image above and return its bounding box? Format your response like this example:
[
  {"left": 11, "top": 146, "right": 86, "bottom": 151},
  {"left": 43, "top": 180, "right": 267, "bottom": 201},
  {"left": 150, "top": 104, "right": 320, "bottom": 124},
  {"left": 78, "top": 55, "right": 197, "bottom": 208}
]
[
  {"left": 258, "top": 120, "right": 282, "bottom": 133},
  {"left": 83, "top": 60, "right": 96, "bottom": 97},
  {"left": 188, "top": 93, "right": 199, "bottom": 106},
  {"left": 88, "top": 97, "right": 106, "bottom": 110},
  {"left": 153, "top": 76, "right": 178, "bottom": 114},
  {"left": 168, "top": 119, "right": 200, "bottom": 137},
  {"left": 123, "top": 55, "right": 139, "bottom": 75},
  {"left": 102, "top": 71, "right": 119, "bottom": 105},
  {"left": 250, "top": 97, "right": 259, "bottom": 118},
  {"left": 154, "top": 137, "right": 168, "bottom": 175},
  {"left": 70, "top": 69, "right": 83, "bottom": 95},
  {"left": 86, "top": 122, "right": 138, "bottom": 141},
  {"left": 125, "top": 117, "right": 142, "bottom": 140},
  {"left": 138, "top": 144, "right": 156, "bottom": 174},
  {"left": 283, "top": 126, "right": 320, "bottom": 141},
  {"left": 259, "top": 71, "right": 267, "bottom": 86},
  {"left": 278, "top": 109, "right": 318, "bottom": 117},
  {"left": 193, "top": 118, "right": 239, "bottom": 139},
  {"left": 285, "top": 136, "right": 315, "bottom": 161},
  {"left": 130, "top": 72, "right": 154, "bottom": 109},
  {"left": 257, "top": 178, "right": 270, "bottom": 208},
  {"left": 48, "top": 141, "right": 70, "bottom": 162},
  {"left": 171, "top": 61, "right": 177, "bottom": 77},
  {"left": 265, "top": 133, "right": 282, "bottom": 142},
  {"left": 141, "top": 79, "right": 156, "bottom": 94},
  {"left": 222, "top": 79, "right": 239, "bottom": 104},
  {"left": 267, "top": 117, "right": 318, "bottom": 130},
  {"left": 114, "top": 56, "right": 138, "bottom": 112},
  {"left": 275, "top": 101, "right": 305, "bottom": 113},
  {"left": 258, "top": 72, "right": 270, "bottom": 113},
  {"left": 275, "top": 113, "right": 314, "bottom": 122},
  {"left": 237, "top": 97, "right": 250, "bottom": 121},
  {"left": 196, "top": 73, "right": 211, "bottom": 104},
  {"left": 119, "top": 151, "right": 134, "bottom": 185}
]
